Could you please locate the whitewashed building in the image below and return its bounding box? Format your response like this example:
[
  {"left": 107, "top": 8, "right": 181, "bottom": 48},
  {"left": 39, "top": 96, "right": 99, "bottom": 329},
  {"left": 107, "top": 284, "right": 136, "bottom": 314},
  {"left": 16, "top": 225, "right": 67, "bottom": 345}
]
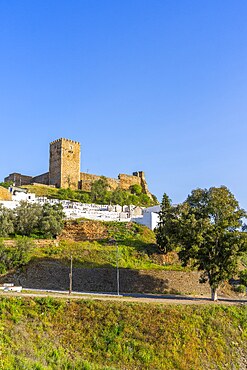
[{"left": 0, "top": 187, "right": 160, "bottom": 229}]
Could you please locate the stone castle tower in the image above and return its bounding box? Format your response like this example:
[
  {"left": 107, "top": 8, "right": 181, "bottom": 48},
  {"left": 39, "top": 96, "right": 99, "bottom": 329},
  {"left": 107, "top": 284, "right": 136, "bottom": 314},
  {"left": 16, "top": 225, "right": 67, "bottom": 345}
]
[{"left": 49, "top": 138, "right": 80, "bottom": 189}]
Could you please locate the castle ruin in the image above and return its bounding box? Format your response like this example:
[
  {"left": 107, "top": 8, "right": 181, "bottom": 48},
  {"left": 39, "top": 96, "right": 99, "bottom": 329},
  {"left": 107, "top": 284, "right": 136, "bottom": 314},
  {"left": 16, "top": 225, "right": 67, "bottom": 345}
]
[{"left": 4, "top": 138, "right": 152, "bottom": 197}]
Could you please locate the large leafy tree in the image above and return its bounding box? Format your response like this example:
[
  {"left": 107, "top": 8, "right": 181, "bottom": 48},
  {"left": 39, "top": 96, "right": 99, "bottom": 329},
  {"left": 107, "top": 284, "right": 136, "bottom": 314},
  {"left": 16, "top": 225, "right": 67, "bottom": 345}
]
[
  {"left": 14, "top": 201, "right": 42, "bottom": 236},
  {"left": 39, "top": 203, "right": 65, "bottom": 238},
  {"left": 156, "top": 187, "right": 247, "bottom": 300},
  {"left": 91, "top": 176, "right": 109, "bottom": 203}
]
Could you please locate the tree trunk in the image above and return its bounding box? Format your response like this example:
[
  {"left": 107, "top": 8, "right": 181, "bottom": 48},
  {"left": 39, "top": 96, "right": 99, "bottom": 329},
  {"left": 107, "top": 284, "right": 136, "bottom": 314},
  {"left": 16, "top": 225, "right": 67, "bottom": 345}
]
[{"left": 211, "top": 287, "right": 218, "bottom": 301}]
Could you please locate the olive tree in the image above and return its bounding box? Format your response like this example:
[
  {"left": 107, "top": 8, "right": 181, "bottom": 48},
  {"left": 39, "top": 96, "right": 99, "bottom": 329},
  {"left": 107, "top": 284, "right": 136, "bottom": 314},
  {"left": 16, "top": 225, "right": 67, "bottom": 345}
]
[{"left": 0, "top": 205, "right": 14, "bottom": 236}]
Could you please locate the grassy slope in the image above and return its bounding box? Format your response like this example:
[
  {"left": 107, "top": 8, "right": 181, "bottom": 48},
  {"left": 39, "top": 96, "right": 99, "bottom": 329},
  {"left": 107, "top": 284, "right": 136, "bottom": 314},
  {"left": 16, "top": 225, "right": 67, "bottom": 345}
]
[
  {"left": 22, "top": 184, "right": 60, "bottom": 197},
  {"left": 30, "top": 222, "right": 182, "bottom": 271},
  {"left": 0, "top": 297, "right": 247, "bottom": 370}
]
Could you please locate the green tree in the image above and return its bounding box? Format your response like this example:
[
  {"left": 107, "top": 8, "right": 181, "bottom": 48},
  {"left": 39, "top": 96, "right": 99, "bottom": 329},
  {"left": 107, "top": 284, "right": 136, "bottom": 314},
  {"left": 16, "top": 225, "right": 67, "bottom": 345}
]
[
  {"left": 111, "top": 188, "right": 129, "bottom": 207},
  {"left": 139, "top": 193, "right": 152, "bottom": 207},
  {"left": 0, "top": 240, "right": 12, "bottom": 274},
  {"left": 12, "top": 237, "right": 34, "bottom": 267},
  {"left": 0, "top": 181, "right": 13, "bottom": 189},
  {"left": 39, "top": 203, "right": 65, "bottom": 238},
  {"left": 155, "top": 193, "right": 177, "bottom": 254},
  {"left": 0, "top": 205, "right": 14, "bottom": 236},
  {"left": 91, "top": 177, "right": 109, "bottom": 203},
  {"left": 129, "top": 184, "right": 142, "bottom": 195},
  {"left": 14, "top": 201, "right": 42, "bottom": 236},
  {"left": 156, "top": 187, "right": 247, "bottom": 300},
  {"left": 0, "top": 237, "right": 34, "bottom": 274}
]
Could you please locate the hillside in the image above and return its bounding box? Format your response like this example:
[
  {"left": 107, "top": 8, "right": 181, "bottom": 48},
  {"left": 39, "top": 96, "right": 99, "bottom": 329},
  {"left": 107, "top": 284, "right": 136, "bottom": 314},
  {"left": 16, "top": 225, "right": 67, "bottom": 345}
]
[
  {"left": 1, "top": 221, "right": 241, "bottom": 297},
  {"left": 1, "top": 296, "right": 247, "bottom": 369}
]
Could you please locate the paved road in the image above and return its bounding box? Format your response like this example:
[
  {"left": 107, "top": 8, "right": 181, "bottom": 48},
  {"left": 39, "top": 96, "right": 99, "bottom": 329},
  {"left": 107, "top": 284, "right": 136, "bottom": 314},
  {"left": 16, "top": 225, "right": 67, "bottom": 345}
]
[{"left": 1, "top": 288, "right": 247, "bottom": 305}]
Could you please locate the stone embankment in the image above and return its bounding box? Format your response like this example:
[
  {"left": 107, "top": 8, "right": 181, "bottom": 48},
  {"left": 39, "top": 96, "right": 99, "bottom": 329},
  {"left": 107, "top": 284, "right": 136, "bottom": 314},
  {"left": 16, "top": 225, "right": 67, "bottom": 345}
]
[{"left": 0, "top": 259, "right": 219, "bottom": 296}]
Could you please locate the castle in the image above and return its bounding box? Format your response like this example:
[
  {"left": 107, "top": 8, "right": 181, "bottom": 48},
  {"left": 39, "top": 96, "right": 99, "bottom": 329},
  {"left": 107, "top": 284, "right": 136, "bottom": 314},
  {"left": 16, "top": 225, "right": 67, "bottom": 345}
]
[{"left": 4, "top": 138, "right": 152, "bottom": 196}]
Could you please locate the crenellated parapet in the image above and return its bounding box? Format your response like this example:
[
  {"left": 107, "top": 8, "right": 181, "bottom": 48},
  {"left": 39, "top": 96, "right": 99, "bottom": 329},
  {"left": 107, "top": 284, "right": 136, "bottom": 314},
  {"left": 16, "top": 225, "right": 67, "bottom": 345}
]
[{"left": 50, "top": 138, "right": 80, "bottom": 146}]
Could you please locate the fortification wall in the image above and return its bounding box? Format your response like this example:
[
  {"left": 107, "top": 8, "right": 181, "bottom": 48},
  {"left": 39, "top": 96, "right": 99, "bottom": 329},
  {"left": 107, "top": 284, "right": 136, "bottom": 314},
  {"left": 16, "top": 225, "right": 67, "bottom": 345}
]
[
  {"left": 80, "top": 172, "right": 119, "bottom": 192},
  {"left": 80, "top": 171, "right": 152, "bottom": 197},
  {"left": 32, "top": 172, "right": 49, "bottom": 185},
  {"left": 119, "top": 173, "right": 142, "bottom": 190},
  {"left": 0, "top": 186, "right": 12, "bottom": 201},
  {"left": 4, "top": 173, "right": 33, "bottom": 186}
]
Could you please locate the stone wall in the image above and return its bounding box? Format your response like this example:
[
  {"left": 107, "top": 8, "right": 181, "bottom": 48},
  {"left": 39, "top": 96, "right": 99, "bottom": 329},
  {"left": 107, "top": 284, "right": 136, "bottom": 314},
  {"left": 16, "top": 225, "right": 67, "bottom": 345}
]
[
  {"left": 120, "top": 172, "right": 152, "bottom": 197},
  {"left": 3, "top": 260, "right": 211, "bottom": 296},
  {"left": 79, "top": 171, "right": 152, "bottom": 197},
  {"left": 119, "top": 173, "right": 142, "bottom": 190},
  {"left": 0, "top": 186, "right": 12, "bottom": 200},
  {"left": 79, "top": 172, "right": 119, "bottom": 192},
  {"left": 4, "top": 172, "right": 33, "bottom": 186},
  {"left": 32, "top": 172, "right": 49, "bottom": 185}
]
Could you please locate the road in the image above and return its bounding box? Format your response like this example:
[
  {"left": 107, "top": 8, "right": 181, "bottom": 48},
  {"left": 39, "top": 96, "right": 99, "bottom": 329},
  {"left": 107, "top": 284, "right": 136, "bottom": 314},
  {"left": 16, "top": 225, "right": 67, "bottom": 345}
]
[{"left": 1, "top": 288, "right": 247, "bottom": 305}]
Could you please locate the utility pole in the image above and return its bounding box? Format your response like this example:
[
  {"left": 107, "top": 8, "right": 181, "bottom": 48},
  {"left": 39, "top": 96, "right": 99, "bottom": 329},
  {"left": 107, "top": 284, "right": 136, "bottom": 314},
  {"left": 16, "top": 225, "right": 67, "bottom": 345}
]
[
  {"left": 69, "top": 255, "right": 73, "bottom": 294},
  {"left": 116, "top": 242, "right": 120, "bottom": 296},
  {"left": 109, "top": 238, "right": 120, "bottom": 296}
]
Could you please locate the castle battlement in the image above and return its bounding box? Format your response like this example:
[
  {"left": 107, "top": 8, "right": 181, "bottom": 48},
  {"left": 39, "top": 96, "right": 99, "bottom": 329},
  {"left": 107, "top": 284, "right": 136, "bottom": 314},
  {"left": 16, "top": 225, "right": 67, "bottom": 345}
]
[{"left": 50, "top": 138, "right": 80, "bottom": 145}]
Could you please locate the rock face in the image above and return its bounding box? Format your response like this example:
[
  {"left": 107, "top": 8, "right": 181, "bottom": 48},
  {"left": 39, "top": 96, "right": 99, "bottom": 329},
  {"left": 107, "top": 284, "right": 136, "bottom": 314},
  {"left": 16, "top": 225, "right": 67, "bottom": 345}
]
[{"left": 0, "top": 186, "right": 11, "bottom": 200}]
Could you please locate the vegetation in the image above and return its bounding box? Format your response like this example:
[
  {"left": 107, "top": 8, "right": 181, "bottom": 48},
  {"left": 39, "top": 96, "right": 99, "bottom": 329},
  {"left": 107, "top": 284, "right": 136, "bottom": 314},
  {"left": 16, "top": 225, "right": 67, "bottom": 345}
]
[
  {"left": 0, "top": 237, "right": 34, "bottom": 274},
  {"left": 0, "top": 220, "right": 183, "bottom": 274},
  {"left": 0, "top": 220, "right": 183, "bottom": 272},
  {"left": 27, "top": 222, "right": 174, "bottom": 270},
  {"left": 0, "top": 297, "right": 246, "bottom": 369},
  {"left": 21, "top": 179, "right": 158, "bottom": 207},
  {"left": 156, "top": 187, "right": 247, "bottom": 300},
  {"left": 0, "top": 202, "right": 65, "bottom": 238},
  {"left": 155, "top": 193, "right": 175, "bottom": 254},
  {"left": 239, "top": 269, "right": 247, "bottom": 287},
  {"left": 0, "top": 181, "right": 13, "bottom": 189}
]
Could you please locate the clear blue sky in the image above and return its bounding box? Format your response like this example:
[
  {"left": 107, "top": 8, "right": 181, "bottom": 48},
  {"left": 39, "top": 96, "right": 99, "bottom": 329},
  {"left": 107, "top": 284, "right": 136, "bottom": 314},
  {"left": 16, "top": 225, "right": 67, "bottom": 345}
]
[{"left": 1, "top": 1, "right": 247, "bottom": 208}]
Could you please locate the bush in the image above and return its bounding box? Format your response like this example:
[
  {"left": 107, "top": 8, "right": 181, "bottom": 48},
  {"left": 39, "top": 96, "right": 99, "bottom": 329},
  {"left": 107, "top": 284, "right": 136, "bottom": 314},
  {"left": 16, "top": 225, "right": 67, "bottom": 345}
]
[{"left": 0, "top": 237, "right": 34, "bottom": 273}]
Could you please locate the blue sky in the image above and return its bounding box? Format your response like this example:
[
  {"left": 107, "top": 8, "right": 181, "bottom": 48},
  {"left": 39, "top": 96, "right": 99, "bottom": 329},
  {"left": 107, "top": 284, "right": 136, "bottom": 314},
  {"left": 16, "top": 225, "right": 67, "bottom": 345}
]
[{"left": 1, "top": 1, "right": 247, "bottom": 208}]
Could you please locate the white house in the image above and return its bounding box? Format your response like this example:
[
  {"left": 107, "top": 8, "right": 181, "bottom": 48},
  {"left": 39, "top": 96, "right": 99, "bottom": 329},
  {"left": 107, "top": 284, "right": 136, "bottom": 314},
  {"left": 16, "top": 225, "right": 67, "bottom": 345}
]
[{"left": 131, "top": 205, "right": 161, "bottom": 230}]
